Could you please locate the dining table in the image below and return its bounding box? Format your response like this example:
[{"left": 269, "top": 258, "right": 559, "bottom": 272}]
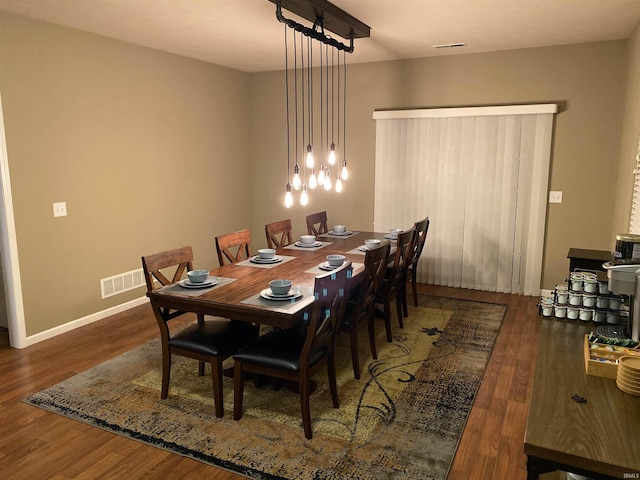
[{"left": 146, "top": 230, "right": 396, "bottom": 330}]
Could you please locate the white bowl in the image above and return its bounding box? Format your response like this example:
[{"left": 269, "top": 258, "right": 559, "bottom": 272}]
[
  {"left": 333, "top": 225, "right": 347, "bottom": 233},
  {"left": 187, "top": 269, "right": 209, "bottom": 284},
  {"left": 269, "top": 279, "right": 292, "bottom": 295},
  {"left": 364, "top": 239, "right": 382, "bottom": 250},
  {"left": 300, "top": 235, "right": 316, "bottom": 244},
  {"left": 326, "top": 254, "right": 345, "bottom": 267},
  {"left": 389, "top": 228, "right": 402, "bottom": 239},
  {"left": 258, "top": 248, "right": 275, "bottom": 259}
]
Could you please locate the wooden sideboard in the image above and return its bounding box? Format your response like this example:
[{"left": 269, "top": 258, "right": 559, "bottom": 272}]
[{"left": 524, "top": 318, "right": 640, "bottom": 479}]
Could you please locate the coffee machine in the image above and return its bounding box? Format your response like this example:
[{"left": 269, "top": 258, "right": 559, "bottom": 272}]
[{"left": 603, "top": 259, "right": 640, "bottom": 341}]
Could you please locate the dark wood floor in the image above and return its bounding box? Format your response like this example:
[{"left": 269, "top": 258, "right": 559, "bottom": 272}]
[{"left": 0, "top": 285, "right": 541, "bottom": 479}]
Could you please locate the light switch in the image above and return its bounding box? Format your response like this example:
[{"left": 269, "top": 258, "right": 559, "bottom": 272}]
[
  {"left": 53, "top": 202, "right": 67, "bottom": 217},
  {"left": 549, "top": 191, "right": 563, "bottom": 204}
]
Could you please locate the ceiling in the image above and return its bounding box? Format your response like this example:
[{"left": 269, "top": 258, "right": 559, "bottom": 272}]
[{"left": 1, "top": 0, "right": 640, "bottom": 73}]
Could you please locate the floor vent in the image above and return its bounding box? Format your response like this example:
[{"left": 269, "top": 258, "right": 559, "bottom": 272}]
[{"left": 101, "top": 268, "right": 146, "bottom": 299}]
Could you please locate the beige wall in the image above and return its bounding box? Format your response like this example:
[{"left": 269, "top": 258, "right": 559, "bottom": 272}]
[
  {"left": 250, "top": 42, "right": 628, "bottom": 290},
  {"left": 0, "top": 12, "right": 252, "bottom": 336},
  {"left": 0, "top": 10, "right": 636, "bottom": 339}
]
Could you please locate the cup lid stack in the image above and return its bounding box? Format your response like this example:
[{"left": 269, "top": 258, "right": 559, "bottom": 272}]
[{"left": 616, "top": 356, "right": 640, "bottom": 396}]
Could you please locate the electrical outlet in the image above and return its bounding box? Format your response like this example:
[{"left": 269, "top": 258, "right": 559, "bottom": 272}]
[
  {"left": 53, "top": 202, "right": 67, "bottom": 217},
  {"left": 549, "top": 191, "right": 563, "bottom": 204}
]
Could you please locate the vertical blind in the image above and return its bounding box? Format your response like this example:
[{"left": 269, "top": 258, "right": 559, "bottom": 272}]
[
  {"left": 373, "top": 105, "right": 557, "bottom": 295},
  {"left": 628, "top": 134, "right": 640, "bottom": 234}
]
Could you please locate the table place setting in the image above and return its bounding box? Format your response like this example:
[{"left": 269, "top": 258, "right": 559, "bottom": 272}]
[
  {"left": 347, "top": 238, "right": 383, "bottom": 255},
  {"left": 305, "top": 254, "right": 364, "bottom": 275},
  {"left": 160, "top": 271, "right": 237, "bottom": 297},
  {"left": 382, "top": 228, "right": 403, "bottom": 241},
  {"left": 320, "top": 224, "right": 359, "bottom": 238},
  {"left": 236, "top": 248, "right": 297, "bottom": 269},
  {"left": 241, "top": 278, "right": 314, "bottom": 313},
  {"left": 285, "top": 234, "right": 332, "bottom": 251}
]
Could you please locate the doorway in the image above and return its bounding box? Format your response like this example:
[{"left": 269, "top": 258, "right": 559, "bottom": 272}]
[{"left": 0, "top": 94, "right": 27, "bottom": 348}]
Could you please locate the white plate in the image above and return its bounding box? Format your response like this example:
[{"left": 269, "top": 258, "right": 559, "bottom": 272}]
[
  {"left": 358, "top": 246, "right": 369, "bottom": 252},
  {"left": 260, "top": 287, "right": 303, "bottom": 301},
  {"left": 250, "top": 256, "right": 282, "bottom": 264},
  {"left": 319, "top": 262, "right": 339, "bottom": 271},
  {"left": 294, "top": 241, "right": 322, "bottom": 248},
  {"left": 383, "top": 234, "right": 398, "bottom": 240},
  {"left": 179, "top": 277, "right": 219, "bottom": 289},
  {"left": 329, "top": 230, "right": 353, "bottom": 236}
]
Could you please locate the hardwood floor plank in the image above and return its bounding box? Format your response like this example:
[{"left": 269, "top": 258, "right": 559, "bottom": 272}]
[{"left": 0, "top": 285, "right": 540, "bottom": 479}]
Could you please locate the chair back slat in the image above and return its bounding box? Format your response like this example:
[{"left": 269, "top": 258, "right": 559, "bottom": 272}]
[
  {"left": 301, "top": 261, "right": 352, "bottom": 364},
  {"left": 265, "top": 219, "right": 293, "bottom": 249},
  {"left": 141, "top": 246, "right": 193, "bottom": 292},
  {"left": 383, "top": 228, "right": 415, "bottom": 295},
  {"left": 215, "top": 229, "right": 253, "bottom": 266},
  {"left": 305, "top": 211, "right": 328, "bottom": 236},
  {"left": 353, "top": 242, "right": 391, "bottom": 323},
  {"left": 409, "top": 217, "right": 430, "bottom": 268}
]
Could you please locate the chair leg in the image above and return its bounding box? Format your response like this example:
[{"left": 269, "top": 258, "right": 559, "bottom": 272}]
[
  {"left": 198, "top": 361, "right": 205, "bottom": 376},
  {"left": 328, "top": 353, "right": 339, "bottom": 408},
  {"left": 349, "top": 326, "right": 361, "bottom": 380},
  {"left": 401, "top": 274, "right": 409, "bottom": 318},
  {"left": 300, "top": 378, "right": 313, "bottom": 440},
  {"left": 382, "top": 301, "right": 393, "bottom": 342},
  {"left": 211, "top": 357, "right": 224, "bottom": 418},
  {"left": 396, "top": 290, "right": 404, "bottom": 329},
  {"left": 411, "top": 268, "right": 419, "bottom": 307},
  {"left": 161, "top": 349, "right": 171, "bottom": 399},
  {"left": 367, "top": 314, "right": 378, "bottom": 360},
  {"left": 233, "top": 360, "right": 245, "bottom": 421}
]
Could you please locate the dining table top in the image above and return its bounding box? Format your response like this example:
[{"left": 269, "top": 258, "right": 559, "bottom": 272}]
[{"left": 146, "top": 230, "right": 395, "bottom": 329}]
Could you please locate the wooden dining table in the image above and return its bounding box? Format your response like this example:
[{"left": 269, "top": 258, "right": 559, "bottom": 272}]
[{"left": 146, "top": 231, "right": 393, "bottom": 329}]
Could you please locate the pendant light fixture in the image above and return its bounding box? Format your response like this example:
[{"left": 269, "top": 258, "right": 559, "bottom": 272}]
[{"left": 274, "top": 0, "right": 369, "bottom": 207}]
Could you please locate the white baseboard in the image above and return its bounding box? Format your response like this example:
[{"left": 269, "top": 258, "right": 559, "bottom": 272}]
[{"left": 24, "top": 296, "right": 149, "bottom": 347}]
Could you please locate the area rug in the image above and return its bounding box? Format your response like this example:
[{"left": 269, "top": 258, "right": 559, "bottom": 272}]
[{"left": 24, "top": 295, "right": 506, "bottom": 479}]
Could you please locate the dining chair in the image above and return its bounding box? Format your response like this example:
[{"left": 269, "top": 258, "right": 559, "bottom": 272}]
[
  {"left": 375, "top": 228, "right": 415, "bottom": 339},
  {"left": 233, "top": 261, "right": 353, "bottom": 440},
  {"left": 141, "top": 246, "right": 258, "bottom": 418},
  {"left": 305, "top": 211, "right": 329, "bottom": 236},
  {"left": 403, "top": 217, "right": 430, "bottom": 315},
  {"left": 215, "top": 229, "right": 253, "bottom": 266},
  {"left": 341, "top": 241, "right": 390, "bottom": 379},
  {"left": 265, "top": 219, "right": 293, "bottom": 249}
]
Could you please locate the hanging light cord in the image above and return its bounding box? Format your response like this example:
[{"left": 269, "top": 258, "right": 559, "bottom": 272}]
[
  {"left": 343, "top": 49, "right": 347, "bottom": 162},
  {"left": 293, "top": 30, "right": 298, "bottom": 169},
  {"left": 284, "top": 25, "right": 290, "bottom": 180}
]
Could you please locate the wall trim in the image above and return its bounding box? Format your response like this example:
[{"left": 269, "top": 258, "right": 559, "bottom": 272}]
[{"left": 24, "top": 296, "right": 149, "bottom": 347}]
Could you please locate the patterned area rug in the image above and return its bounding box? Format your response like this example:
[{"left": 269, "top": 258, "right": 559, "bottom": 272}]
[{"left": 24, "top": 295, "right": 506, "bottom": 479}]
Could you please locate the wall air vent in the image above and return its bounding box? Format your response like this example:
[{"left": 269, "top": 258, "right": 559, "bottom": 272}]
[
  {"left": 432, "top": 43, "right": 467, "bottom": 49},
  {"left": 101, "top": 268, "right": 146, "bottom": 299}
]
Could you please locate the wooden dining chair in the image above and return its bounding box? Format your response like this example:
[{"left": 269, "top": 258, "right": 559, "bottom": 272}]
[
  {"left": 215, "top": 229, "right": 253, "bottom": 266},
  {"left": 142, "top": 246, "right": 258, "bottom": 418},
  {"left": 233, "top": 261, "right": 353, "bottom": 440},
  {"left": 305, "top": 211, "right": 329, "bottom": 236},
  {"left": 403, "top": 217, "right": 430, "bottom": 315},
  {"left": 265, "top": 219, "right": 293, "bottom": 249},
  {"left": 375, "top": 228, "right": 415, "bottom": 340},
  {"left": 341, "top": 241, "right": 390, "bottom": 379}
]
